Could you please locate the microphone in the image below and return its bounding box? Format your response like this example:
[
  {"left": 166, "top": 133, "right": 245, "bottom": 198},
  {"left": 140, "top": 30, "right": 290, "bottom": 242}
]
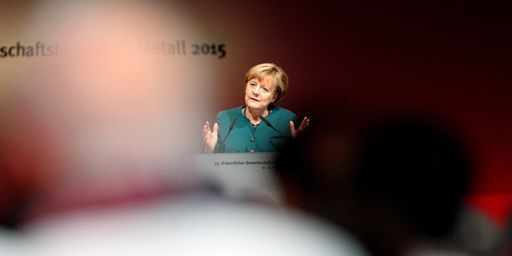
[
  {"left": 220, "top": 116, "right": 237, "bottom": 145},
  {"left": 260, "top": 116, "right": 286, "bottom": 138}
]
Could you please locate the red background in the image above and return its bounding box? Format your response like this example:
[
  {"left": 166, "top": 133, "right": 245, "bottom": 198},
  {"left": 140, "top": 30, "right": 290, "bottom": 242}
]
[{"left": 188, "top": 0, "right": 511, "bottom": 225}]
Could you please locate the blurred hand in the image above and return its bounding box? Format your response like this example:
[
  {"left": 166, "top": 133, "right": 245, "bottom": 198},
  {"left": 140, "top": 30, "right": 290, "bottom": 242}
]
[
  {"left": 290, "top": 116, "right": 310, "bottom": 138},
  {"left": 203, "top": 121, "right": 218, "bottom": 153}
]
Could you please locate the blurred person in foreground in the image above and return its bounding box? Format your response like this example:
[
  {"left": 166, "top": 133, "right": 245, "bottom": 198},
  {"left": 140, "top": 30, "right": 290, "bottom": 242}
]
[
  {"left": 0, "top": 2, "right": 366, "bottom": 255},
  {"left": 202, "top": 63, "right": 310, "bottom": 153},
  {"left": 275, "top": 110, "right": 479, "bottom": 256}
]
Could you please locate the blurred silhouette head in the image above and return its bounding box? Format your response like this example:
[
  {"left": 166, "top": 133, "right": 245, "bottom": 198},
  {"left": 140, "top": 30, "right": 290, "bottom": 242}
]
[
  {"left": 276, "top": 113, "right": 473, "bottom": 255},
  {"left": 353, "top": 117, "right": 472, "bottom": 238},
  {"left": 0, "top": 1, "right": 212, "bottom": 228},
  {"left": 275, "top": 106, "right": 362, "bottom": 211}
]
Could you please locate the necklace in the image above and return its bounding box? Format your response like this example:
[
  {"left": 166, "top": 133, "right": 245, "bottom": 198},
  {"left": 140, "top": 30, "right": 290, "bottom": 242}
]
[{"left": 243, "top": 107, "right": 270, "bottom": 126}]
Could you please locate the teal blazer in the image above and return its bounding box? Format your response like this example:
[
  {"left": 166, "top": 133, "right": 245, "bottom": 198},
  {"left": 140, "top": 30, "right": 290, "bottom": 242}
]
[{"left": 214, "top": 105, "right": 298, "bottom": 153}]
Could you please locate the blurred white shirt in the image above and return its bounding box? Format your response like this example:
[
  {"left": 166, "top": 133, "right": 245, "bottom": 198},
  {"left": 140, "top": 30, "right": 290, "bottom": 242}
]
[{"left": 1, "top": 193, "right": 367, "bottom": 256}]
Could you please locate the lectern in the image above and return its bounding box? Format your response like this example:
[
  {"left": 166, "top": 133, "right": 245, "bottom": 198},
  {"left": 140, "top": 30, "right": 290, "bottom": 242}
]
[{"left": 192, "top": 153, "right": 281, "bottom": 203}]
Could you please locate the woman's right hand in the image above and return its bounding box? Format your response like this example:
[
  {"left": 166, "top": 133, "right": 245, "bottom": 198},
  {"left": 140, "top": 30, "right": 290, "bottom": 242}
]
[{"left": 203, "top": 121, "right": 218, "bottom": 153}]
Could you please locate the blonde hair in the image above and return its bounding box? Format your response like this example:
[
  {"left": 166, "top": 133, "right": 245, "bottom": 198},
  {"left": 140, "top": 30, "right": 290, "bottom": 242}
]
[{"left": 244, "top": 63, "right": 289, "bottom": 103}]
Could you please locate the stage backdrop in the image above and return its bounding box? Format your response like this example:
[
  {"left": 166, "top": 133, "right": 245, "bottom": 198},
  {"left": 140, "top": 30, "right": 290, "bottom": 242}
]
[{"left": 0, "top": 1, "right": 510, "bottom": 222}]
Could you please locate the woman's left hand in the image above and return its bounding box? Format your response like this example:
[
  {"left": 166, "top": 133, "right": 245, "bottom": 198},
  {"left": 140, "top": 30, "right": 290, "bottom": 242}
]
[{"left": 290, "top": 116, "right": 310, "bottom": 138}]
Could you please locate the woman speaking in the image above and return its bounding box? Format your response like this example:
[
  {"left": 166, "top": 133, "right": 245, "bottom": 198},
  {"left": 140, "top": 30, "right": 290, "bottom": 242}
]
[{"left": 203, "top": 63, "right": 309, "bottom": 153}]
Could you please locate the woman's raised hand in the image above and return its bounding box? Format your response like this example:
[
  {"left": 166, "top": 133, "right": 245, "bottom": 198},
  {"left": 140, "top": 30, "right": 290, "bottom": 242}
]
[
  {"left": 290, "top": 116, "right": 310, "bottom": 138},
  {"left": 203, "top": 121, "right": 218, "bottom": 153}
]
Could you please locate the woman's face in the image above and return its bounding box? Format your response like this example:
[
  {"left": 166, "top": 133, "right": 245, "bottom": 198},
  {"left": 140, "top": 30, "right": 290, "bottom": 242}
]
[{"left": 244, "top": 75, "right": 277, "bottom": 111}]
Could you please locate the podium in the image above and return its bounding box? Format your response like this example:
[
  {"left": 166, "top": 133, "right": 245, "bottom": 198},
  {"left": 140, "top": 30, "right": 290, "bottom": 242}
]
[{"left": 192, "top": 153, "right": 281, "bottom": 203}]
